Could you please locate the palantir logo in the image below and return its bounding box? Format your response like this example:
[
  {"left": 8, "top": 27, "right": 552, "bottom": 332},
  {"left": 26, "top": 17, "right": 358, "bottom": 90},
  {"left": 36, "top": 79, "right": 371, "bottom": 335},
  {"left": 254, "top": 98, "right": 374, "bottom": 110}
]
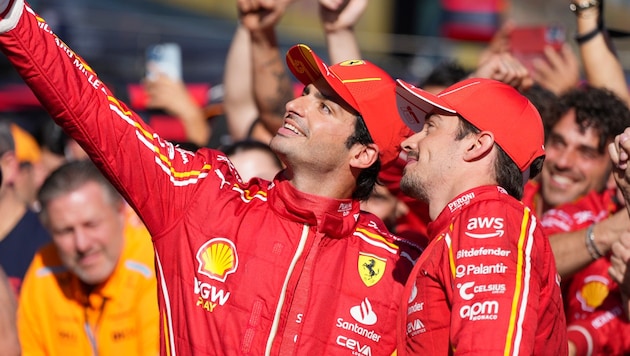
[
  {"left": 350, "top": 298, "right": 378, "bottom": 326},
  {"left": 196, "top": 238, "right": 238, "bottom": 282}
]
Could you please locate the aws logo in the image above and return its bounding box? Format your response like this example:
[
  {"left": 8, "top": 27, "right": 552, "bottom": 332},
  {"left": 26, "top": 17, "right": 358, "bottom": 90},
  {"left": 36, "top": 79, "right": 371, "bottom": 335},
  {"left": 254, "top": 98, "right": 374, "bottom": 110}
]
[
  {"left": 196, "top": 238, "right": 238, "bottom": 282},
  {"left": 358, "top": 253, "right": 386, "bottom": 287},
  {"left": 464, "top": 217, "right": 504, "bottom": 239}
]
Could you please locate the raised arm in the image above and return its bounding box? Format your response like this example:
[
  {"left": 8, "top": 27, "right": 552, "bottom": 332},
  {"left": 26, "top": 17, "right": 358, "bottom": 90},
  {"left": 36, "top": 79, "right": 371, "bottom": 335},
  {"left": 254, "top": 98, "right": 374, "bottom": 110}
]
[
  {"left": 222, "top": 24, "right": 270, "bottom": 142},
  {"left": 144, "top": 73, "right": 211, "bottom": 147},
  {"left": 550, "top": 209, "right": 630, "bottom": 277},
  {"left": 319, "top": 0, "right": 367, "bottom": 63},
  {"left": 572, "top": 0, "right": 630, "bottom": 106},
  {"left": 0, "top": 0, "right": 216, "bottom": 235},
  {"left": 239, "top": 0, "right": 294, "bottom": 136}
]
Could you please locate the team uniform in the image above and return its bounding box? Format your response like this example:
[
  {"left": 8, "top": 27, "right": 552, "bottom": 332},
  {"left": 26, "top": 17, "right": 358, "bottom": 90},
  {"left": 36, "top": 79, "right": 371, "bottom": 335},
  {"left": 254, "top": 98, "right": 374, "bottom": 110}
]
[
  {"left": 0, "top": 2, "right": 420, "bottom": 355},
  {"left": 17, "top": 221, "right": 158, "bottom": 355},
  {"left": 399, "top": 186, "right": 567, "bottom": 355},
  {"left": 539, "top": 189, "right": 630, "bottom": 355}
]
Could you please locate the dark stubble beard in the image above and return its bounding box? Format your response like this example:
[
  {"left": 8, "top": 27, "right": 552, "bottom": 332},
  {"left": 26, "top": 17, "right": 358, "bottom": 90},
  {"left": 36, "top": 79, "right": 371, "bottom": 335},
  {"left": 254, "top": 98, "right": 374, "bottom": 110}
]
[{"left": 400, "top": 172, "right": 430, "bottom": 204}]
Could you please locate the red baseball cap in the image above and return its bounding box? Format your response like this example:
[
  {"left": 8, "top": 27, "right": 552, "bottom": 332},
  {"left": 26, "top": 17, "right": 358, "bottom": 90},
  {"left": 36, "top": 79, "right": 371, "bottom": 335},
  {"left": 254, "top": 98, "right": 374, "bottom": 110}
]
[
  {"left": 285, "top": 44, "right": 412, "bottom": 169},
  {"left": 395, "top": 77, "right": 545, "bottom": 173}
]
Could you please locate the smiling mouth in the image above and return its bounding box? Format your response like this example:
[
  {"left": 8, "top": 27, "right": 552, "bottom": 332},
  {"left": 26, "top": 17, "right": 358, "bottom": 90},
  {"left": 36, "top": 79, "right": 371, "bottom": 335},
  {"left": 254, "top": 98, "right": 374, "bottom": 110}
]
[
  {"left": 549, "top": 172, "right": 576, "bottom": 187},
  {"left": 283, "top": 122, "right": 305, "bottom": 136}
]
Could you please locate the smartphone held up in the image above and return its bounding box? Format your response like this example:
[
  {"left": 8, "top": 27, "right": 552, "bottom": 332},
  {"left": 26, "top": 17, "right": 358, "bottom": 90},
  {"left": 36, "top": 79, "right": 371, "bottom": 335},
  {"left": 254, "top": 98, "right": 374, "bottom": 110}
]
[
  {"left": 508, "top": 25, "right": 566, "bottom": 73},
  {"left": 145, "top": 43, "right": 182, "bottom": 81}
]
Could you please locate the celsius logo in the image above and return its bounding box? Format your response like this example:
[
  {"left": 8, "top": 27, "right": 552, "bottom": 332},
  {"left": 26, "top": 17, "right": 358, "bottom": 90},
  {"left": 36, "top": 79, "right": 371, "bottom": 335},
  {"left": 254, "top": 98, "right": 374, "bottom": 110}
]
[
  {"left": 350, "top": 298, "right": 378, "bottom": 326},
  {"left": 458, "top": 281, "right": 475, "bottom": 301},
  {"left": 196, "top": 238, "right": 238, "bottom": 282}
]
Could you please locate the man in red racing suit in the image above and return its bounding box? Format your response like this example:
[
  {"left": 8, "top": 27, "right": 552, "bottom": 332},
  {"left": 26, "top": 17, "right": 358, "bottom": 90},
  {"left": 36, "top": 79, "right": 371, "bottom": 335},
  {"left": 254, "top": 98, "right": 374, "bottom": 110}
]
[
  {"left": 394, "top": 78, "right": 568, "bottom": 354},
  {"left": 540, "top": 188, "right": 630, "bottom": 355},
  {"left": 0, "top": 1, "right": 421, "bottom": 354}
]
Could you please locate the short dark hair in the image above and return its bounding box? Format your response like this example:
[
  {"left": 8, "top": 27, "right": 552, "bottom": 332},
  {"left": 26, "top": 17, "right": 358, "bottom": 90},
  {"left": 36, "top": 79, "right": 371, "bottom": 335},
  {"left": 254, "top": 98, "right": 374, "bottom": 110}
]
[
  {"left": 0, "top": 120, "right": 15, "bottom": 157},
  {"left": 345, "top": 115, "right": 380, "bottom": 201},
  {"left": 38, "top": 159, "right": 122, "bottom": 225},
  {"left": 419, "top": 60, "right": 470, "bottom": 89},
  {"left": 549, "top": 85, "right": 630, "bottom": 152},
  {"left": 456, "top": 117, "right": 535, "bottom": 200}
]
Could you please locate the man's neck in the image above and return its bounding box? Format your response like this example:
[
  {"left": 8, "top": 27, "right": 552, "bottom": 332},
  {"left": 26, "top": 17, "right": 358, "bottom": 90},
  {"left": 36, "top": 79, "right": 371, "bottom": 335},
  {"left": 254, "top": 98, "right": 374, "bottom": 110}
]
[{"left": 286, "top": 169, "right": 355, "bottom": 200}]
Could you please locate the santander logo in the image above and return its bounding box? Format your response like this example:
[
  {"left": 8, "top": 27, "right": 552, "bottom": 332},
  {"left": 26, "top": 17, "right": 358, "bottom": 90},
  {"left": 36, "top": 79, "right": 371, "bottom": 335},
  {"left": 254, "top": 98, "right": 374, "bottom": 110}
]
[{"left": 350, "top": 298, "right": 378, "bottom": 326}]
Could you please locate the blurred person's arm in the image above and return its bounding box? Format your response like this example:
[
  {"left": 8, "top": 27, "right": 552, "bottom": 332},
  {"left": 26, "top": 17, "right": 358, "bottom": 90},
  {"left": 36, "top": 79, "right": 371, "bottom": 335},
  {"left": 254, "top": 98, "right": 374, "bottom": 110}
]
[
  {"left": 0, "top": 267, "right": 19, "bottom": 356},
  {"left": 144, "top": 74, "right": 211, "bottom": 147},
  {"left": 469, "top": 52, "right": 533, "bottom": 92},
  {"left": 530, "top": 43, "right": 580, "bottom": 95},
  {"left": 573, "top": 0, "right": 630, "bottom": 106},
  {"left": 239, "top": 0, "right": 295, "bottom": 136},
  {"left": 609, "top": 230, "right": 630, "bottom": 319},
  {"left": 222, "top": 25, "right": 272, "bottom": 143},
  {"left": 319, "top": 0, "right": 367, "bottom": 63},
  {"left": 477, "top": 20, "right": 515, "bottom": 67},
  {"left": 550, "top": 209, "right": 630, "bottom": 278}
]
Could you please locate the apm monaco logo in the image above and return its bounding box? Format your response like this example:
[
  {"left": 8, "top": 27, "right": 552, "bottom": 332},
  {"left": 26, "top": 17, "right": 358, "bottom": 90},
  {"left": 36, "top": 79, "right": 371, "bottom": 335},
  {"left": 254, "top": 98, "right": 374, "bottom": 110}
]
[
  {"left": 358, "top": 253, "right": 386, "bottom": 287},
  {"left": 196, "top": 238, "right": 238, "bottom": 282}
]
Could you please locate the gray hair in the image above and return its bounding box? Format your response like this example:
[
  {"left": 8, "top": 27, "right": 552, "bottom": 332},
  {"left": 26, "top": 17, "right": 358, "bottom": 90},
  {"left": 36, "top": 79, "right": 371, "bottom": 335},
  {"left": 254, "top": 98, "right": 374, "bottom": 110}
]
[{"left": 38, "top": 159, "right": 122, "bottom": 225}]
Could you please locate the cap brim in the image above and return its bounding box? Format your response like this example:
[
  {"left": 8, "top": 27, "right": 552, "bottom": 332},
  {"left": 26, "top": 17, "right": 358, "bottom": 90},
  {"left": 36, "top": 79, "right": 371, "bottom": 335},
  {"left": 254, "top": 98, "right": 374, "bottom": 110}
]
[
  {"left": 395, "top": 79, "right": 456, "bottom": 132},
  {"left": 286, "top": 44, "right": 359, "bottom": 111}
]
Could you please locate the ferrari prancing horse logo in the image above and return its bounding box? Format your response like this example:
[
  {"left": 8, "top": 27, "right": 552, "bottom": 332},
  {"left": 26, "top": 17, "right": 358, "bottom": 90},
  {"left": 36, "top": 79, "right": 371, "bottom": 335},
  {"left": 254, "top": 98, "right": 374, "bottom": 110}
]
[{"left": 358, "top": 253, "right": 386, "bottom": 287}]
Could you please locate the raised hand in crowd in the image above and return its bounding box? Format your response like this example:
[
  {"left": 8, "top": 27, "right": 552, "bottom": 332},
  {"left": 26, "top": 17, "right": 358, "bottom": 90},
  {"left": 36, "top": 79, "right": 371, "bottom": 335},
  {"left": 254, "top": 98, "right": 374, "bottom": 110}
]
[
  {"left": 471, "top": 51, "right": 534, "bottom": 91},
  {"left": 573, "top": 0, "right": 630, "bottom": 107},
  {"left": 608, "top": 230, "right": 630, "bottom": 319},
  {"left": 319, "top": 0, "right": 367, "bottom": 63},
  {"left": 238, "top": 0, "right": 295, "bottom": 136},
  {"left": 530, "top": 43, "right": 580, "bottom": 95},
  {"left": 144, "top": 73, "right": 211, "bottom": 147}
]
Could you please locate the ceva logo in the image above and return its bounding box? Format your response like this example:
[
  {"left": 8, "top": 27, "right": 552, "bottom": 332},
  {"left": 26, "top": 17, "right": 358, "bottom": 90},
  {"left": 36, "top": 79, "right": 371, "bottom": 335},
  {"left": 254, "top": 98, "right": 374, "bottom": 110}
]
[{"left": 196, "top": 238, "right": 238, "bottom": 282}]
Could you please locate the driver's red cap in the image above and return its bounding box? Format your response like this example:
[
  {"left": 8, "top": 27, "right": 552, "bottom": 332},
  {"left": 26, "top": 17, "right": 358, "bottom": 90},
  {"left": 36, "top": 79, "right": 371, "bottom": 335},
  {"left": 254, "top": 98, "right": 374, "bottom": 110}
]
[
  {"left": 286, "top": 44, "right": 412, "bottom": 169},
  {"left": 395, "top": 78, "right": 545, "bottom": 173}
]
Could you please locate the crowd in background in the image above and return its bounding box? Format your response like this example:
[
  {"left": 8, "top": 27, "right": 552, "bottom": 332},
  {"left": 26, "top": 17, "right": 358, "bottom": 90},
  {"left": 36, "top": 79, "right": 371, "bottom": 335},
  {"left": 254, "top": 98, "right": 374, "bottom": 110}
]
[{"left": 2, "top": 0, "right": 630, "bottom": 355}]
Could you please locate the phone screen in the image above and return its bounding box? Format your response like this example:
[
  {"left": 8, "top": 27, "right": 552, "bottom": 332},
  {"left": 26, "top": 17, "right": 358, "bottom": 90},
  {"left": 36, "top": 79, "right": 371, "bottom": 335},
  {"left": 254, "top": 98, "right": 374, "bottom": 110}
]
[
  {"left": 146, "top": 43, "right": 182, "bottom": 81},
  {"left": 509, "top": 25, "right": 565, "bottom": 72}
]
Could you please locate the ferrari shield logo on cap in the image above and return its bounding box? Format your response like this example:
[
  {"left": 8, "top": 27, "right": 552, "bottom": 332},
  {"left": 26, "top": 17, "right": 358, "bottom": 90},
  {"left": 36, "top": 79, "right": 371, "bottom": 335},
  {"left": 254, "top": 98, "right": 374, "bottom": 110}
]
[
  {"left": 358, "top": 252, "right": 386, "bottom": 287},
  {"left": 339, "top": 59, "right": 366, "bottom": 66}
]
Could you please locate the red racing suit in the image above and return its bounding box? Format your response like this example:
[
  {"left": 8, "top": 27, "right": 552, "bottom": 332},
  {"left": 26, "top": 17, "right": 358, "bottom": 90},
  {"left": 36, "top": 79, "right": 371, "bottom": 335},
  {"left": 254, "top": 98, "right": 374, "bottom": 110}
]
[
  {"left": 398, "top": 186, "right": 567, "bottom": 355},
  {"left": 539, "top": 189, "right": 630, "bottom": 356},
  {"left": 0, "top": 2, "right": 421, "bottom": 355}
]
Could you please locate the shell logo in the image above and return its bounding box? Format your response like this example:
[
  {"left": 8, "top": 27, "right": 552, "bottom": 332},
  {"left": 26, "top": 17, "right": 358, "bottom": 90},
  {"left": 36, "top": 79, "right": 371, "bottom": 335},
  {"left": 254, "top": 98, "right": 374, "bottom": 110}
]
[
  {"left": 576, "top": 275, "right": 609, "bottom": 311},
  {"left": 196, "top": 238, "right": 238, "bottom": 282}
]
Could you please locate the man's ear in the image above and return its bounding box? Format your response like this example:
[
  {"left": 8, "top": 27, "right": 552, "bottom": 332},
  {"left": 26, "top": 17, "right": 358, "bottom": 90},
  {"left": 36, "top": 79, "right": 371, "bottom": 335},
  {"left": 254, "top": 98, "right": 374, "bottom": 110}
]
[
  {"left": 350, "top": 143, "right": 379, "bottom": 169},
  {"left": 463, "top": 131, "right": 494, "bottom": 163},
  {"left": 0, "top": 151, "right": 19, "bottom": 187}
]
